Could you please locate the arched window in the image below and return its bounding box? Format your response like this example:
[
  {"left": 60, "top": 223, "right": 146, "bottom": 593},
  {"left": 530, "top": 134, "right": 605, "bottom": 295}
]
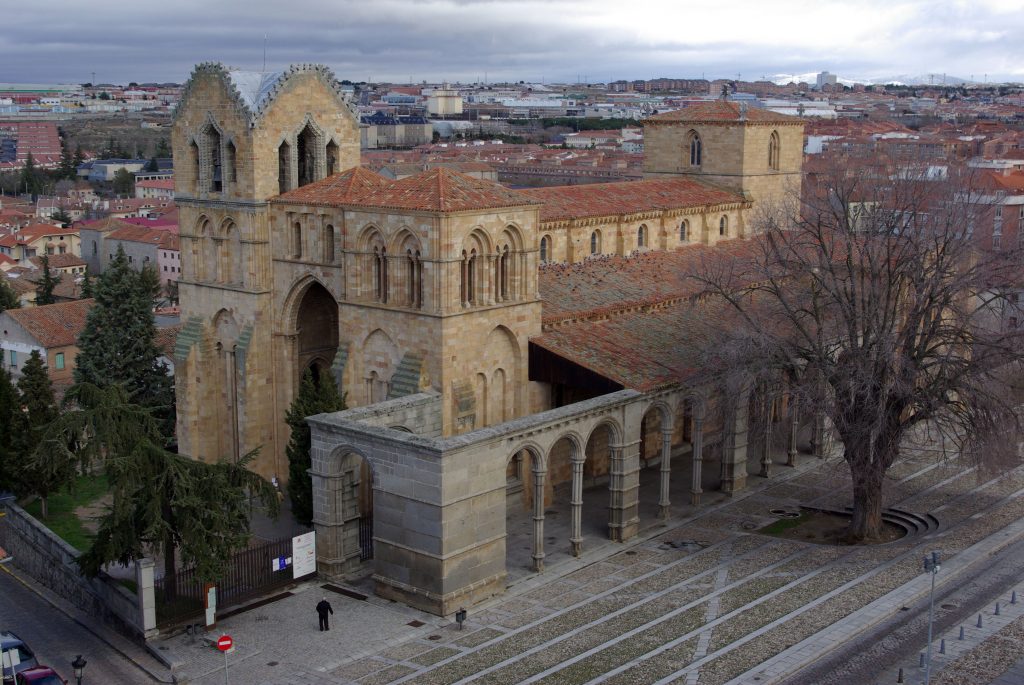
[
  {"left": 680, "top": 219, "right": 689, "bottom": 242},
  {"left": 687, "top": 130, "right": 702, "bottom": 167},
  {"left": 407, "top": 250, "right": 422, "bottom": 309},
  {"left": 499, "top": 246, "right": 510, "bottom": 301},
  {"left": 202, "top": 124, "right": 223, "bottom": 193},
  {"left": 590, "top": 231, "right": 600, "bottom": 255},
  {"left": 637, "top": 224, "right": 647, "bottom": 248},
  {"left": 190, "top": 140, "right": 200, "bottom": 193},
  {"left": 225, "top": 140, "right": 237, "bottom": 187},
  {"left": 326, "top": 140, "right": 339, "bottom": 176},
  {"left": 540, "top": 235, "right": 550, "bottom": 263},
  {"left": 768, "top": 130, "right": 780, "bottom": 171},
  {"left": 297, "top": 123, "right": 319, "bottom": 188},
  {"left": 461, "top": 249, "right": 478, "bottom": 306},
  {"left": 719, "top": 215, "right": 728, "bottom": 237},
  {"left": 323, "top": 224, "right": 335, "bottom": 263},
  {"left": 292, "top": 221, "right": 302, "bottom": 258},
  {"left": 374, "top": 246, "right": 388, "bottom": 302},
  {"left": 278, "top": 141, "right": 291, "bottom": 194}
]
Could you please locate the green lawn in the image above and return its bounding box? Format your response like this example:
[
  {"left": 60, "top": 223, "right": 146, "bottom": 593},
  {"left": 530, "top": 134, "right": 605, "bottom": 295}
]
[{"left": 24, "top": 474, "right": 110, "bottom": 552}]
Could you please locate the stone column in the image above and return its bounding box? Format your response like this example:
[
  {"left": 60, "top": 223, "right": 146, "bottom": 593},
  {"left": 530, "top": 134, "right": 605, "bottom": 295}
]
[
  {"left": 570, "top": 458, "right": 584, "bottom": 556},
  {"left": 135, "top": 558, "right": 157, "bottom": 638},
  {"left": 760, "top": 393, "right": 773, "bottom": 479},
  {"left": 531, "top": 462, "right": 546, "bottom": 572},
  {"left": 691, "top": 413, "right": 704, "bottom": 506},
  {"left": 787, "top": 395, "right": 799, "bottom": 467},
  {"left": 608, "top": 439, "right": 640, "bottom": 542},
  {"left": 721, "top": 384, "right": 750, "bottom": 495},
  {"left": 658, "top": 428, "right": 673, "bottom": 519}
]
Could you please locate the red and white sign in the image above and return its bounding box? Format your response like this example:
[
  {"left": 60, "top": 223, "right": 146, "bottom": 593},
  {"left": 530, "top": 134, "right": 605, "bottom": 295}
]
[{"left": 216, "top": 635, "right": 233, "bottom": 652}]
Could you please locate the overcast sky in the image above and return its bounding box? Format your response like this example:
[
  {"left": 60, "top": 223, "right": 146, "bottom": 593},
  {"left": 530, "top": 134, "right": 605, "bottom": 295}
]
[{"left": 5, "top": 0, "right": 1023, "bottom": 85}]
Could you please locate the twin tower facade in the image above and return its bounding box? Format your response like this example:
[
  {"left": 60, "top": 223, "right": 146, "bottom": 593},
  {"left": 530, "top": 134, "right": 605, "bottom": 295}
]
[{"left": 171, "top": 63, "right": 803, "bottom": 480}]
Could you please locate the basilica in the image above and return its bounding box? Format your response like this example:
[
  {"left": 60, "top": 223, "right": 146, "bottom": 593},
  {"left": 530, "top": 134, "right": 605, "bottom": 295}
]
[{"left": 171, "top": 63, "right": 808, "bottom": 614}]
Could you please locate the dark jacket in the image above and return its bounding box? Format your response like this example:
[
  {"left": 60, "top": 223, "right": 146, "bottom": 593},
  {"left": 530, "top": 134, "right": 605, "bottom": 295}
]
[{"left": 316, "top": 599, "right": 333, "bottom": 617}]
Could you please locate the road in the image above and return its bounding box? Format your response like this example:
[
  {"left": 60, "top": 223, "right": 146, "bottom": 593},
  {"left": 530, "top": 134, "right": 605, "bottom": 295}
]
[
  {"left": 781, "top": 533, "right": 1024, "bottom": 685},
  {"left": 0, "top": 565, "right": 157, "bottom": 684}
]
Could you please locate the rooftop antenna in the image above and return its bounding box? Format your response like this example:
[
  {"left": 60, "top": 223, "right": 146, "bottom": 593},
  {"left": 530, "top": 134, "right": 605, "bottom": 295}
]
[{"left": 262, "top": 34, "right": 267, "bottom": 73}]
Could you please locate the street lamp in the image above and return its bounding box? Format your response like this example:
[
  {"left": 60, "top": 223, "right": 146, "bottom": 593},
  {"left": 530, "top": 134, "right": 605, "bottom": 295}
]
[
  {"left": 923, "top": 552, "right": 941, "bottom": 685},
  {"left": 70, "top": 654, "right": 87, "bottom": 685}
]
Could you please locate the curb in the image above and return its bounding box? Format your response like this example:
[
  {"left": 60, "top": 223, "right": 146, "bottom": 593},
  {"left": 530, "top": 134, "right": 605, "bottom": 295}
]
[{"left": 0, "top": 562, "right": 175, "bottom": 683}]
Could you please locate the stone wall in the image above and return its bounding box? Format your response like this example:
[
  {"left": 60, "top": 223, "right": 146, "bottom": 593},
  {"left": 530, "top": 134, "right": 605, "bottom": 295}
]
[{"left": 0, "top": 498, "right": 148, "bottom": 639}]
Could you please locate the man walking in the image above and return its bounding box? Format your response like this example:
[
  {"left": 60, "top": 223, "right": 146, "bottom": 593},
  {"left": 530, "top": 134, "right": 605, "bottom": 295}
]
[{"left": 316, "top": 597, "right": 334, "bottom": 631}]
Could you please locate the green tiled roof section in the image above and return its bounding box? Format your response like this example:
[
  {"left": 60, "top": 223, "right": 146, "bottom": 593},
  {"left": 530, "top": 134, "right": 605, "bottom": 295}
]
[
  {"left": 389, "top": 353, "right": 423, "bottom": 399},
  {"left": 174, "top": 317, "right": 204, "bottom": 362},
  {"left": 330, "top": 345, "right": 349, "bottom": 388}
]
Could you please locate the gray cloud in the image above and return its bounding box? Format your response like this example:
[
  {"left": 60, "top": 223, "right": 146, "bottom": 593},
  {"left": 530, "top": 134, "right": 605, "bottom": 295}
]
[{"left": 5, "top": 0, "right": 1023, "bottom": 84}]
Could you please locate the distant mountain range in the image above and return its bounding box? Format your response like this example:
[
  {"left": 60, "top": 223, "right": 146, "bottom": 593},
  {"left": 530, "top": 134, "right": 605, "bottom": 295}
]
[{"left": 769, "top": 72, "right": 979, "bottom": 87}]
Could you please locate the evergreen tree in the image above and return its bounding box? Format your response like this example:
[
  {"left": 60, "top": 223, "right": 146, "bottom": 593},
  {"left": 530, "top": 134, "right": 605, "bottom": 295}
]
[
  {"left": 20, "top": 153, "right": 41, "bottom": 196},
  {"left": 112, "top": 168, "right": 134, "bottom": 196},
  {"left": 155, "top": 138, "right": 171, "bottom": 158},
  {"left": 79, "top": 267, "right": 94, "bottom": 299},
  {"left": 51, "top": 207, "right": 72, "bottom": 225},
  {"left": 286, "top": 370, "right": 345, "bottom": 525},
  {"left": 0, "top": 277, "right": 19, "bottom": 313},
  {"left": 38, "top": 383, "right": 279, "bottom": 582},
  {"left": 75, "top": 246, "right": 175, "bottom": 441},
  {"left": 145, "top": 157, "right": 159, "bottom": 173},
  {"left": 58, "top": 138, "right": 76, "bottom": 180},
  {"left": 16, "top": 351, "right": 67, "bottom": 517},
  {"left": 72, "top": 145, "right": 86, "bottom": 168},
  {"left": 0, "top": 367, "right": 19, "bottom": 494},
  {"left": 31, "top": 255, "right": 62, "bottom": 305}
]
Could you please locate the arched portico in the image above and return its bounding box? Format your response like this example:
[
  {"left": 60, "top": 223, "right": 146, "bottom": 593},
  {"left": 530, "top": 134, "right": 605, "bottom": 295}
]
[{"left": 310, "top": 446, "right": 375, "bottom": 576}]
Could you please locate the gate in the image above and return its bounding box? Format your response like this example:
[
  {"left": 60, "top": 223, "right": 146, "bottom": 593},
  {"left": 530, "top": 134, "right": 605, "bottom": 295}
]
[
  {"left": 154, "top": 535, "right": 315, "bottom": 628},
  {"left": 359, "top": 516, "right": 373, "bottom": 560}
]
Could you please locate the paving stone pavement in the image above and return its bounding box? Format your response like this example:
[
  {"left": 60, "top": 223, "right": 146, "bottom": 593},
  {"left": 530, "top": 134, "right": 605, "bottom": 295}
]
[{"left": 152, "top": 441, "right": 1024, "bottom": 685}]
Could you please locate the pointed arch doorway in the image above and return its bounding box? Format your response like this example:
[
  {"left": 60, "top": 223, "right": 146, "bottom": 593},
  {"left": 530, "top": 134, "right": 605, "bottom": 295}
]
[{"left": 296, "top": 281, "right": 339, "bottom": 388}]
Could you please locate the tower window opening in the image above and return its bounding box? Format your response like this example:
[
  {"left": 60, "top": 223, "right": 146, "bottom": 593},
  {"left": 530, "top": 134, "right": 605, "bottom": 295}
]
[
  {"left": 278, "top": 141, "right": 292, "bottom": 194},
  {"left": 225, "top": 140, "right": 237, "bottom": 186},
  {"left": 297, "top": 123, "right": 318, "bottom": 188},
  {"left": 326, "top": 140, "right": 339, "bottom": 176},
  {"left": 688, "top": 130, "right": 702, "bottom": 167}
]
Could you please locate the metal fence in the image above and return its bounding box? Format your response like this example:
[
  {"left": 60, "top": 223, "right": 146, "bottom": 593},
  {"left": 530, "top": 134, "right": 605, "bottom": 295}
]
[
  {"left": 359, "top": 517, "right": 374, "bottom": 561},
  {"left": 154, "top": 536, "right": 314, "bottom": 629}
]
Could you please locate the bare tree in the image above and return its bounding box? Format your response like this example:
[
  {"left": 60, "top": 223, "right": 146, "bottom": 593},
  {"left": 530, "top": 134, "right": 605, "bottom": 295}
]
[{"left": 696, "top": 154, "right": 1024, "bottom": 541}]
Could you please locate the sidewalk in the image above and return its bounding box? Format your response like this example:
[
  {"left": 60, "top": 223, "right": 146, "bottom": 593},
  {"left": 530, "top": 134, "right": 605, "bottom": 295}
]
[{"left": 0, "top": 561, "right": 173, "bottom": 683}]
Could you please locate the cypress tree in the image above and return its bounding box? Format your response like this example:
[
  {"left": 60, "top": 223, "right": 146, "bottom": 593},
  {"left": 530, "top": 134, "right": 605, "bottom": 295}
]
[
  {"left": 31, "top": 254, "right": 62, "bottom": 306},
  {"left": 16, "top": 351, "right": 67, "bottom": 517},
  {"left": 286, "top": 370, "right": 345, "bottom": 525},
  {"left": 0, "top": 277, "right": 19, "bottom": 313},
  {"left": 0, "top": 367, "right": 19, "bottom": 494},
  {"left": 75, "top": 246, "right": 175, "bottom": 441}
]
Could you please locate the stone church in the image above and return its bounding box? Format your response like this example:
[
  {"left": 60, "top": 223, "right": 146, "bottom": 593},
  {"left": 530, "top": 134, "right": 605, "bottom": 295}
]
[{"left": 171, "top": 63, "right": 807, "bottom": 615}]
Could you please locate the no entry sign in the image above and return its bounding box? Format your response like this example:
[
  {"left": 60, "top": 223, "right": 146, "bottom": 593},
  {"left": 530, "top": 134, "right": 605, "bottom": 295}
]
[{"left": 217, "top": 634, "right": 233, "bottom": 652}]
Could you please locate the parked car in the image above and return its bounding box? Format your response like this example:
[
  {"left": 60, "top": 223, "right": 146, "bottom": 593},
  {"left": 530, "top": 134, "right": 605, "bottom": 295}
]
[
  {"left": 15, "top": 667, "right": 66, "bottom": 685},
  {"left": 0, "top": 632, "right": 38, "bottom": 684}
]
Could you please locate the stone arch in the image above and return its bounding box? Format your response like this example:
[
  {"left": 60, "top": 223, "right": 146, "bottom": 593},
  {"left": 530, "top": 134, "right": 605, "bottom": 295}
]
[
  {"left": 280, "top": 274, "right": 342, "bottom": 334},
  {"left": 389, "top": 227, "right": 421, "bottom": 255},
  {"left": 484, "top": 325, "right": 520, "bottom": 418},
  {"left": 295, "top": 281, "right": 339, "bottom": 389},
  {"left": 687, "top": 129, "right": 702, "bottom": 167},
  {"left": 590, "top": 229, "right": 602, "bottom": 255},
  {"left": 296, "top": 117, "right": 326, "bottom": 188},
  {"left": 211, "top": 308, "right": 242, "bottom": 461},
  {"left": 719, "top": 215, "right": 729, "bottom": 237},
  {"left": 219, "top": 218, "right": 242, "bottom": 285},
  {"left": 362, "top": 328, "right": 400, "bottom": 403},
  {"left": 769, "top": 129, "right": 781, "bottom": 171},
  {"left": 329, "top": 446, "right": 376, "bottom": 564},
  {"left": 638, "top": 399, "right": 676, "bottom": 522},
  {"left": 191, "top": 215, "right": 212, "bottom": 282},
  {"left": 199, "top": 118, "right": 224, "bottom": 193},
  {"left": 504, "top": 441, "right": 548, "bottom": 573},
  {"left": 497, "top": 225, "right": 524, "bottom": 301},
  {"left": 326, "top": 138, "right": 340, "bottom": 176},
  {"left": 539, "top": 234, "right": 551, "bottom": 263}
]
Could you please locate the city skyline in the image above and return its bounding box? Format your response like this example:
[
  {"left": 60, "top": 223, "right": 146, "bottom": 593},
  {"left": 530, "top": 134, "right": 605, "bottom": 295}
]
[{"left": 6, "top": 0, "right": 1024, "bottom": 85}]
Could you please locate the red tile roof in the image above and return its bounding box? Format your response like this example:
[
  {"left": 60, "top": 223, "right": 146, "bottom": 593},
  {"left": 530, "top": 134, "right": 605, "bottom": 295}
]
[
  {"left": 273, "top": 167, "right": 389, "bottom": 205},
  {"left": 645, "top": 100, "right": 802, "bottom": 126},
  {"left": 28, "top": 254, "right": 86, "bottom": 270},
  {"left": 4, "top": 298, "right": 93, "bottom": 348},
  {"left": 521, "top": 177, "right": 746, "bottom": 223},
  {"left": 154, "top": 323, "right": 181, "bottom": 357},
  {"left": 275, "top": 167, "right": 537, "bottom": 213}
]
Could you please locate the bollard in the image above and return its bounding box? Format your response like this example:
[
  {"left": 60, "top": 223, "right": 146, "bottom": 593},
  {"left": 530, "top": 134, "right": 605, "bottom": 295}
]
[
  {"left": 958, "top": 626, "right": 965, "bottom": 640},
  {"left": 939, "top": 638, "right": 946, "bottom": 655},
  {"left": 897, "top": 667, "right": 904, "bottom": 683},
  {"left": 1012, "top": 590, "right": 1018, "bottom": 605},
  {"left": 919, "top": 652, "right": 926, "bottom": 668},
  {"left": 995, "top": 602, "right": 1001, "bottom": 616},
  {"left": 977, "top": 614, "right": 984, "bottom": 628}
]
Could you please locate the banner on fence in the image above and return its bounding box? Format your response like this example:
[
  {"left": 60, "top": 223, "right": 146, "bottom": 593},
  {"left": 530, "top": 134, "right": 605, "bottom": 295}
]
[{"left": 292, "top": 531, "right": 316, "bottom": 579}]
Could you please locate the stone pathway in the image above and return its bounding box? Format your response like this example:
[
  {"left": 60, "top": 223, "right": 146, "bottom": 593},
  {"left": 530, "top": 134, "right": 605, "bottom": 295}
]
[{"left": 154, "top": 443, "right": 1024, "bottom": 685}]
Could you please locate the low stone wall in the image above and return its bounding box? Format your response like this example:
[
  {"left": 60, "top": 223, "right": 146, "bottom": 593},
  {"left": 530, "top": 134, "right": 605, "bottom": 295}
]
[{"left": 0, "top": 498, "right": 145, "bottom": 638}]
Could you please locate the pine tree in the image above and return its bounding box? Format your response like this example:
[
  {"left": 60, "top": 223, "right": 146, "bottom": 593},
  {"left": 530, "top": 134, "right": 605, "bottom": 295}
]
[
  {"left": 155, "top": 138, "right": 171, "bottom": 158},
  {"left": 16, "top": 351, "right": 67, "bottom": 517},
  {"left": 0, "top": 367, "right": 19, "bottom": 494},
  {"left": 75, "top": 246, "right": 175, "bottom": 441},
  {"left": 20, "top": 153, "right": 41, "bottom": 196},
  {"left": 31, "top": 254, "right": 62, "bottom": 306},
  {"left": 286, "top": 370, "right": 345, "bottom": 525},
  {"left": 58, "top": 137, "right": 76, "bottom": 180},
  {"left": 79, "top": 267, "right": 94, "bottom": 298},
  {"left": 38, "top": 383, "right": 279, "bottom": 582},
  {"left": 0, "top": 277, "right": 19, "bottom": 313},
  {"left": 72, "top": 145, "right": 86, "bottom": 168}
]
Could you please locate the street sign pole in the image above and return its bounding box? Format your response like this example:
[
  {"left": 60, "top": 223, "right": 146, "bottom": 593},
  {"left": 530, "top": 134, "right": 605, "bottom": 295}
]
[
  {"left": 216, "top": 634, "right": 233, "bottom": 685},
  {"left": 224, "top": 649, "right": 229, "bottom": 685}
]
